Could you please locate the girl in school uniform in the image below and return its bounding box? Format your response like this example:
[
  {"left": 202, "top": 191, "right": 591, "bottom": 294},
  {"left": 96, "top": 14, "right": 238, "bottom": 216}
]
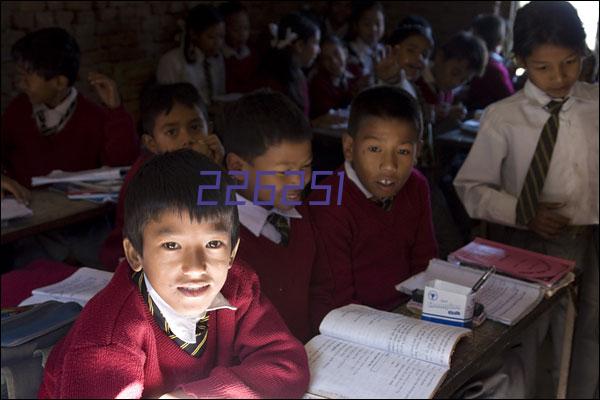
[{"left": 156, "top": 4, "right": 226, "bottom": 106}]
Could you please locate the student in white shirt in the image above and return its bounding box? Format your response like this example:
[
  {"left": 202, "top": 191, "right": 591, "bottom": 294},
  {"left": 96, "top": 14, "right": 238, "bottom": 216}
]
[
  {"left": 156, "top": 4, "right": 225, "bottom": 106},
  {"left": 454, "top": 2, "right": 598, "bottom": 397}
]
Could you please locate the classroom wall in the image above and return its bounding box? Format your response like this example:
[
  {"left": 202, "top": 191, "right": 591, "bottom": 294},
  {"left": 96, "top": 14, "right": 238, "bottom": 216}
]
[{"left": 1, "top": 1, "right": 501, "bottom": 119}]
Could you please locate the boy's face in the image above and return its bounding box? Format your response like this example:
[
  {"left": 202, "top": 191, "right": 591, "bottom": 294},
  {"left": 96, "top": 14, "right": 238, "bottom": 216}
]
[
  {"left": 295, "top": 32, "right": 321, "bottom": 69},
  {"left": 15, "top": 64, "right": 65, "bottom": 106},
  {"left": 357, "top": 8, "right": 385, "bottom": 47},
  {"left": 320, "top": 41, "right": 347, "bottom": 78},
  {"left": 343, "top": 116, "right": 418, "bottom": 200},
  {"left": 124, "top": 210, "right": 238, "bottom": 316},
  {"left": 231, "top": 140, "right": 312, "bottom": 211},
  {"left": 521, "top": 44, "right": 582, "bottom": 99},
  {"left": 225, "top": 11, "right": 250, "bottom": 50},
  {"left": 143, "top": 102, "right": 209, "bottom": 155},
  {"left": 433, "top": 54, "right": 475, "bottom": 91},
  {"left": 395, "top": 34, "right": 432, "bottom": 81},
  {"left": 192, "top": 22, "right": 225, "bottom": 57}
]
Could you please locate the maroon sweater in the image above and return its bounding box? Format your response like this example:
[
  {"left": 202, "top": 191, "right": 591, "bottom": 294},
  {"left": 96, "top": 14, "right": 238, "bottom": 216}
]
[
  {"left": 467, "top": 56, "right": 514, "bottom": 110},
  {"left": 307, "top": 167, "right": 438, "bottom": 311},
  {"left": 224, "top": 49, "right": 259, "bottom": 94},
  {"left": 236, "top": 205, "right": 333, "bottom": 343},
  {"left": 99, "top": 152, "right": 152, "bottom": 270},
  {"left": 309, "top": 69, "right": 353, "bottom": 119},
  {"left": 39, "top": 259, "right": 309, "bottom": 399},
  {"left": 1, "top": 93, "right": 139, "bottom": 187}
]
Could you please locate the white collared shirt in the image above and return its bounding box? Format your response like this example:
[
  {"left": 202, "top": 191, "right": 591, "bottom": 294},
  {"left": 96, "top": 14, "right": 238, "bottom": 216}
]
[
  {"left": 345, "top": 161, "right": 373, "bottom": 199},
  {"left": 32, "top": 87, "right": 78, "bottom": 132},
  {"left": 156, "top": 46, "right": 225, "bottom": 105},
  {"left": 144, "top": 275, "right": 236, "bottom": 343},
  {"left": 454, "top": 80, "right": 599, "bottom": 227},
  {"left": 236, "top": 193, "right": 302, "bottom": 244},
  {"left": 222, "top": 44, "right": 250, "bottom": 60},
  {"left": 348, "top": 38, "right": 385, "bottom": 77}
]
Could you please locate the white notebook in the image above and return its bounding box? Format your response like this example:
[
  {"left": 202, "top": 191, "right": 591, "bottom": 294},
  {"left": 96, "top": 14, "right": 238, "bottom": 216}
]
[
  {"left": 304, "top": 304, "right": 470, "bottom": 399},
  {"left": 31, "top": 166, "right": 130, "bottom": 186},
  {"left": 19, "top": 267, "right": 113, "bottom": 307},
  {"left": 1, "top": 198, "right": 33, "bottom": 221},
  {"left": 396, "top": 259, "right": 545, "bottom": 326}
]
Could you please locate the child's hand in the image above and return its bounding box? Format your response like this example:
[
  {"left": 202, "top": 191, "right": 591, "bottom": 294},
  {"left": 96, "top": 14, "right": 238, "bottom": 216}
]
[
  {"left": 1, "top": 174, "right": 31, "bottom": 205},
  {"left": 375, "top": 45, "right": 402, "bottom": 84},
  {"left": 527, "top": 202, "right": 570, "bottom": 239},
  {"left": 88, "top": 71, "right": 121, "bottom": 109},
  {"left": 447, "top": 103, "right": 467, "bottom": 121},
  {"left": 193, "top": 134, "right": 225, "bottom": 166}
]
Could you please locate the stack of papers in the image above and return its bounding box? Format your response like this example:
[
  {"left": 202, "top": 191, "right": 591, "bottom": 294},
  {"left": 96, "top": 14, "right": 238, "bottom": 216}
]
[
  {"left": 1, "top": 198, "right": 33, "bottom": 221},
  {"left": 31, "top": 166, "right": 130, "bottom": 186}
]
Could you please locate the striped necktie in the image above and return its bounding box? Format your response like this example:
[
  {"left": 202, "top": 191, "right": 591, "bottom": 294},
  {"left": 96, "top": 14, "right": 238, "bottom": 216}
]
[
  {"left": 515, "top": 99, "right": 567, "bottom": 226},
  {"left": 203, "top": 58, "right": 213, "bottom": 103},
  {"left": 131, "top": 270, "right": 209, "bottom": 358},
  {"left": 373, "top": 197, "right": 393, "bottom": 211},
  {"left": 267, "top": 213, "right": 290, "bottom": 246}
]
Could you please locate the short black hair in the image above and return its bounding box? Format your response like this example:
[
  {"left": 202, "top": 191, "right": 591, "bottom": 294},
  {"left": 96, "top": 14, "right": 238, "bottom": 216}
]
[
  {"left": 139, "top": 83, "right": 207, "bottom": 136},
  {"left": 123, "top": 149, "right": 238, "bottom": 255},
  {"left": 183, "top": 4, "right": 224, "bottom": 64},
  {"left": 11, "top": 27, "right": 80, "bottom": 86},
  {"left": 348, "top": 86, "right": 422, "bottom": 139},
  {"left": 387, "top": 24, "right": 434, "bottom": 48},
  {"left": 397, "top": 15, "right": 432, "bottom": 32},
  {"left": 512, "top": 1, "right": 586, "bottom": 59},
  {"left": 218, "top": 1, "right": 247, "bottom": 19},
  {"left": 222, "top": 89, "right": 312, "bottom": 162},
  {"left": 439, "top": 31, "right": 488, "bottom": 76},
  {"left": 471, "top": 14, "right": 506, "bottom": 52}
]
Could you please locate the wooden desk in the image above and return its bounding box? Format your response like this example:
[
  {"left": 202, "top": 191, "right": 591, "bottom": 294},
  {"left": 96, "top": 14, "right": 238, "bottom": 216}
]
[
  {"left": 435, "top": 129, "right": 476, "bottom": 151},
  {"left": 1, "top": 190, "right": 113, "bottom": 245},
  {"left": 394, "top": 287, "right": 569, "bottom": 398}
]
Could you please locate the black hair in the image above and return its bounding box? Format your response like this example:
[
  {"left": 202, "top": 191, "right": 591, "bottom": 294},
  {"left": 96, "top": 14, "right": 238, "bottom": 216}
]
[
  {"left": 349, "top": 1, "right": 384, "bottom": 39},
  {"left": 259, "top": 12, "right": 320, "bottom": 112},
  {"left": 471, "top": 14, "right": 506, "bottom": 52},
  {"left": 11, "top": 27, "right": 80, "bottom": 86},
  {"left": 123, "top": 149, "right": 238, "bottom": 255},
  {"left": 512, "top": 1, "right": 586, "bottom": 59},
  {"left": 348, "top": 86, "right": 422, "bottom": 139},
  {"left": 397, "top": 15, "right": 432, "bottom": 32},
  {"left": 439, "top": 31, "right": 488, "bottom": 76},
  {"left": 183, "top": 4, "right": 223, "bottom": 64},
  {"left": 222, "top": 89, "right": 312, "bottom": 161},
  {"left": 387, "top": 24, "right": 434, "bottom": 48},
  {"left": 217, "top": 1, "right": 247, "bottom": 19},
  {"left": 139, "top": 83, "right": 207, "bottom": 136}
]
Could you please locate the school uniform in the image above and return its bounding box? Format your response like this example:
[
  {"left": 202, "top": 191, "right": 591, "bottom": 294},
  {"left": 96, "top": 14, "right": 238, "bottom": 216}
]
[
  {"left": 414, "top": 66, "right": 454, "bottom": 112},
  {"left": 156, "top": 46, "right": 226, "bottom": 105},
  {"left": 466, "top": 52, "right": 514, "bottom": 110},
  {"left": 99, "top": 152, "right": 152, "bottom": 270},
  {"left": 39, "top": 258, "right": 309, "bottom": 399},
  {"left": 454, "top": 80, "right": 599, "bottom": 397},
  {"left": 1, "top": 91, "right": 139, "bottom": 188},
  {"left": 307, "top": 162, "right": 438, "bottom": 311},
  {"left": 308, "top": 69, "right": 353, "bottom": 118},
  {"left": 346, "top": 38, "right": 385, "bottom": 83},
  {"left": 222, "top": 44, "right": 258, "bottom": 94},
  {"left": 235, "top": 194, "right": 333, "bottom": 343}
]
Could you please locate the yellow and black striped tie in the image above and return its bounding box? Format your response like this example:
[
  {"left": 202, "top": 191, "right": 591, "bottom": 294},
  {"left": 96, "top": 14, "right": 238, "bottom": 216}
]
[
  {"left": 267, "top": 213, "right": 290, "bottom": 246},
  {"left": 516, "top": 99, "right": 567, "bottom": 226}
]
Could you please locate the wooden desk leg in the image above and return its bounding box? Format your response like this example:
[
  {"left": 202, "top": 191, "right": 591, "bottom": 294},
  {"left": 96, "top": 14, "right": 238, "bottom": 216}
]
[{"left": 556, "top": 288, "right": 577, "bottom": 399}]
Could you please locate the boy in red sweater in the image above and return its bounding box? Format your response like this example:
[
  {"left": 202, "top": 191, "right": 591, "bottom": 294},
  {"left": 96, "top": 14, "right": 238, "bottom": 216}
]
[
  {"left": 308, "top": 86, "right": 438, "bottom": 311},
  {"left": 1, "top": 27, "right": 139, "bottom": 190},
  {"left": 99, "top": 83, "right": 224, "bottom": 270},
  {"left": 222, "top": 90, "right": 333, "bottom": 343},
  {"left": 39, "top": 149, "right": 309, "bottom": 398}
]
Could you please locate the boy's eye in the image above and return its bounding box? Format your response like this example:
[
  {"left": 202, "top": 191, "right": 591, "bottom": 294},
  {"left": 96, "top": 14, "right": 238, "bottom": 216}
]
[
  {"left": 206, "top": 240, "right": 223, "bottom": 249},
  {"left": 398, "top": 148, "right": 412, "bottom": 155},
  {"left": 367, "top": 146, "right": 381, "bottom": 153},
  {"left": 162, "top": 242, "right": 180, "bottom": 250},
  {"left": 166, "top": 129, "right": 178, "bottom": 137}
]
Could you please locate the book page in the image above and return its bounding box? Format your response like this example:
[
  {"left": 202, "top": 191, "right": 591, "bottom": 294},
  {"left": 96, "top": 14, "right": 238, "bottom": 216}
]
[
  {"left": 31, "top": 166, "right": 130, "bottom": 186},
  {"left": 397, "top": 259, "right": 544, "bottom": 325},
  {"left": 28, "top": 267, "right": 113, "bottom": 305},
  {"left": 319, "top": 304, "right": 469, "bottom": 367},
  {"left": 1, "top": 198, "right": 33, "bottom": 221},
  {"left": 306, "top": 335, "right": 448, "bottom": 399}
]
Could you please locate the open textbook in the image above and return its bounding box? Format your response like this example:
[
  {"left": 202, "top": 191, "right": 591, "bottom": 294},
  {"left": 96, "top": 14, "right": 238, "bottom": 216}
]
[
  {"left": 19, "top": 267, "right": 113, "bottom": 307},
  {"left": 305, "top": 304, "right": 470, "bottom": 399},
  {"left": 31, "top": 166, "right": 130, "bottom": 186},
  {"left": 396, "top": 259, "right": 545, "bottom": 326}
]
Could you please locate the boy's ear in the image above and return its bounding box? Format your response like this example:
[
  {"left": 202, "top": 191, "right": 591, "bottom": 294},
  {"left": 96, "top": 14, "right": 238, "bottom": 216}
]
[
  {"left": 229, "top": 238, "right": 240, "bottom": 267},
  {"left": 141, "top": 133, "right": 159, "bottom": 154},
  {"left": 225, "top": 153, "right": 248, "bottom": 176},
  {"left": 341, "top": 133, "right": 354, "bottom": 162},
  {"left": 52, "top": 75, "right": 69, "bottom": 92},
  {"left": 123, "top": 238, "right": 143, "bottom": 272}
]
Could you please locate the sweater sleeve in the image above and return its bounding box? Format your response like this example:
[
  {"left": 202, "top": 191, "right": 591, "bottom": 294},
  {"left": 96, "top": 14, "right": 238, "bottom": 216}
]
[
  {"left": 177, "top": 272, "right": 309, "bottom": 398},
  {"left": 39, "top": 343, "right": 146, "bottom": 399},
  {"left": 100, "top": 105, "right": 139, "bottom": 167},
  {"left": 409, "top": 174, "right": 438, "bottom": 275}
]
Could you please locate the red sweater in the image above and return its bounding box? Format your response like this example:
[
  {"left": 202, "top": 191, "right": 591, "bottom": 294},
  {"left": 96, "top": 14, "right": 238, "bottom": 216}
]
[
  {"left": 39, "top": 259, "right": 309, "bottom": 399},
  {"left": 466, "top": 56, "right": 514, "bottom": 110},
  {"left": 309, "top": 69, "right": 353, "bottom": 119},
  {"left": 236, "top": 206, "right": 333, "bottom": 343},
  {"left": 307, "top": 167, "right": 438, "bottom": 311},
  {"left": 99, "top": 152, "right": 152, "bottom": 270},
  {"left": 224, "top": 49, "right": 259, "bottom": 94},
  {"left": 1, "top": 93, "right": 139, "bottom": 188},
  {"left": 414, "top": 76, "right": 454, "bottom": 107}
]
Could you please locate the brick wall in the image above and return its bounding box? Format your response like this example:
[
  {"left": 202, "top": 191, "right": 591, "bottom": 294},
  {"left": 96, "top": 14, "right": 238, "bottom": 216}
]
[{"left": 1, "top": 1, "right": 501, "bottom": 118}]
